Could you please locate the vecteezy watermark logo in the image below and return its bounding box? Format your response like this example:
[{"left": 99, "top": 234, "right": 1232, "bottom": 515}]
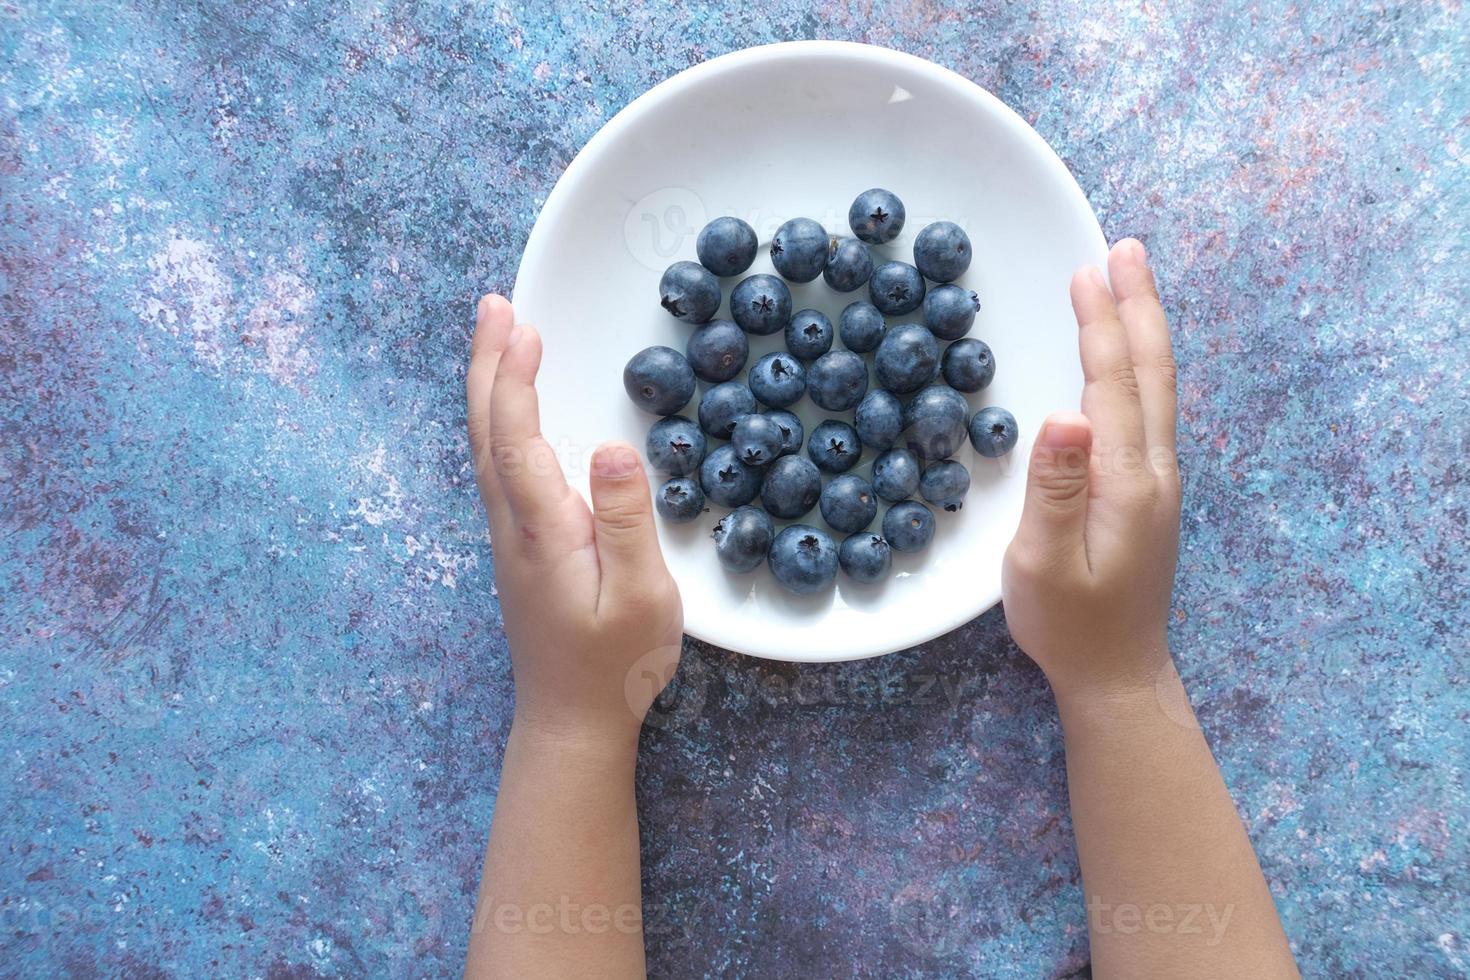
[
  {"left": 626, "top": 645, "right": 709, "bottom": 732},
  {"left": 888, "top": 873, "right": 972, "bottom": 959},
  {"left": 623, "top": 188, "right": 707, "bottom": 271}
]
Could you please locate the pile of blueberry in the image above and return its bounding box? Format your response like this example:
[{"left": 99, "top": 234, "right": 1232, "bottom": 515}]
[{"left": 623, "top": 188, "right": 1018, "bottom": 595}]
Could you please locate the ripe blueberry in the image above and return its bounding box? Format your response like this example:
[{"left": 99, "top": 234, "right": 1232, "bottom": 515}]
[
  {"left": 645, "top": 415, "right": 707, "bottom": 476},
  {"left": 823, "top": 236, "right": 874, "bottom": 292},
  {"left": 686, "top": 319, "right": 748, "bottom": 383},
  {"left": 854, "top": 389, "right": 903, "bottom": 452},
  {"left": 883, "top": 500, "right": 936, "bottom": 552},
  {"left": 838, "top": 533, "right": 891, "bottom": 584},
  {"left": 969, "top": 406, "right": 1019, "bottom": 458},
  {"left": 748, "top": 352, "right": 807, "bottom": 408},
  {"left": 807, "top": 420, "right": 862, "bottom": 474},
  {"left": 731, "top": 413, "right": 783, "bottom": 466},
  {"left": 820, "top": 473, "right": 878, "bottom": 534},
  {"left": 807, "top": 350, "right": 869, "bottom": 412},
  {"left": 874, "top": 323, "right": 940, "bottom": 393},
  {"left": 785, "top": 308, "right": 834, "bottom": 361},
  {"left": 770, "top": 217, "right": 829, "bottom": 283},
  {"left": 659, "top": 260, "right": 721, "bottom": 323},
  {"left": 902, "top": 385, "right": 969, "bottom": 460},
  {"left": 923, "top": 284, "right": 980, "bottom": 341},
  {"left": 869, "top": 261, "right": 926, "bottom": 316},
  {"left": 713, "top": 506, "right": 775, "bottom": 573},
  {"left": 913, "top": 221, "right": 971, "bottom": 283},
  {"left": 731, "top": 274, "right": 792, "bottom": 335},
  {"left": 760, "top": 456, "right": 822, "bottom": 520},
  {"left": 871, "top": 448, "right": 920, "bottom": 502},
  {"left": 656, "top": 476, "right": 706, "bottom": 523},
  {"left": 762, "top": 410, "right": 804, "bottom": 458},
  {"left": 838, "top": 301, "right": 886, "bottom": 353},
  {"left": 699, "top": 443, "right": 764, "bottom": 508},
  {"left": 697, "top": 381, "right": 756, "bottom": 439},
  {"left": 767, "top": 525, "right": 839, "bottom": 595},
  {"left": 848, "top": 188, "right": 906, "bottom": 244},
  {"left": 624, "top": 346, "right": 696, "bottom": 416},
  {"left": 941, "top": 338, "right": 995, "bottom": 392},
  {"left": 696, "top": 216, "right": 758, "bottom": 277},
  {"left": 919, "top": 459, "right": 971, "bottom": 512}
]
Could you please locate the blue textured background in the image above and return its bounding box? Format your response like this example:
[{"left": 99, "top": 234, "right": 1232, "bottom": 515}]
[{"left": 3, "top": 2, "right": 1467, "bottom": 977}]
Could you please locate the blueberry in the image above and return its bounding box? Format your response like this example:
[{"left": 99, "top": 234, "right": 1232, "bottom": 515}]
[
  {"left": 871, "top": 448, "right": 921, "bottom": 502},
  {"left": 969, "top": 406, "right": 1019, "bottom": 458},
  {"left": 941, "top": 338, "right": 995, "bottom": 392},
  {"left": 823, "top": 236, "right": 874, "bottom": 292},
  {"left": 712, "top": 506, "right": 775, "bottom": 573},
  {"left": 869, "top": 261, "right": 926, "bottom": 316},
  {"left": 807, "top": 350, "right": 869, "bottom": 412},
  {"left": 697, "top": 381, "right": 757, "bottom": 439},
  {"left": 883, "top": 501, "right": 936, "bottom": 552},
  {"left": 770, "top": 217, "right": 828, "bottom": 283},
  {"left": 658, "top": 260, "right": 721, "bottom": 323},
  {"left": 731, "top": 413, "right": 783, "bottom": 466},
  {"left": 760, "top": 456, "right": 822, "bottom": 519},
  {"left": 699, "top": 443, "right": 764, "bottom": 508},
  {"left": 656, "top": 476, "right": 705, "bottom": 523},
  {"left": 767, "top": 525, "right": 839, "bottom": 595},
  {"left": 785, "top": 308, "right": 834, "bottom": 361},
  {"left": 808, "top": 420, "right": 862, "bottom": 474},
  {"left": 838, "top": 301, "right": 886, "bottom": 353},
  {"left": 696, "top": 216, "right": 758, "bottom": 277},
  {"left": 848, "top": 188, "right": 906, "bottom": 244},
  {"left": 748, "top": 351, "right": 807, "bottom": 408},
  {"left": 731, "top": 274, "right": 792, "bottom": 335},
  {"left": 645, "top": 415, "right": 707, "bottom": 476},
  {"left": 902, "top": 385, "right": 969, "bottom": 460},
  {"left": 686, "top": 319, "right": 748, "bottom": 383},
  {"left": 854, "top": 389, "right": 903, "bottom": 451},
  {"left": 920, "top": 459, "right": 971, "bottom": 512},
  {"left": 762, "top": 410, "right": 804, "bottom": 458},
  {"left": 913, "top": 221, "right": 971, "bottom": 283},
  {"left": 624, "top": 346, "right": 696, "bottom": 415},
  {"left": 874, "top": 323, "right": 940, "bottom": 393},
  {"left": 838, "top": 532, "right": 892, "bottom": 583},
  {"left": 820, "top": 473, "right": 878, "bottom": 534},
  {"left": 923, "top": 284, "right": 980, "bottom": 341}
]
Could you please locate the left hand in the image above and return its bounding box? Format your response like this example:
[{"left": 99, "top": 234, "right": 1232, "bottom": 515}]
[{"left": 466, "top": 294, "right": 684, "bottom": 747}]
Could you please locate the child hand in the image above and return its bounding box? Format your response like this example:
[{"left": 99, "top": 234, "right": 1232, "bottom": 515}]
[
  {"left": 1001, "top": 240, "right": 1181, "bottom": 704},
  {"left": 466, "top": 294, "right": 683, "bottom": 746}
]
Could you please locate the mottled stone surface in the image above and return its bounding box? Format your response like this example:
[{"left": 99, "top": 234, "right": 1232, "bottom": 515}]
[{"left": 2, "top": 2, "right": 1467, "bottom": 977}]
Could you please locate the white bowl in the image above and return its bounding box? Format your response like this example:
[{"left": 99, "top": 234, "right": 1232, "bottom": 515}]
[{"left": 513, "top": 41, "right": 1104, "bottom": 662}]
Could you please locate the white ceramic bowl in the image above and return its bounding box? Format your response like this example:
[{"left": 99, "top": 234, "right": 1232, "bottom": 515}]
[{"left": 513, "top": 41, "right": 1104, "bottom": 662}]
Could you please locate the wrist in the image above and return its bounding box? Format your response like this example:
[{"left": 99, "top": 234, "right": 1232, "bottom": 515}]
[
  {"left": 508, "top": 709, "right": 642, "bottom": 770},
  {"left": 1052, "top": 658, "right": 1199, "bottom": 740}
]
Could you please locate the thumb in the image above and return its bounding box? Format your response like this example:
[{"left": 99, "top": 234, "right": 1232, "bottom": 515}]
[
  {"left": 1013, "top": 412, "right": 1093, "bottom": 567},
  {"left": 589, "top": 441, "right": 668, "bottom": 591}
]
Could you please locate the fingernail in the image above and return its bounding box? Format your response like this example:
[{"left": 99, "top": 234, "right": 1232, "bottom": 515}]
[
  {"left": 1128, "top": 238, "right": 1147, "bottom": 263},
  {"left": 593, "top": 444, "right": 640, "bottom": 479},
  {"left": 1043, "top": 414, "right": 1090, "bottom": 449},
  {"left": 1086, "top": 266, "right": 1107, "bottom": 289},
  {"left": 506, "top": 324, "right": 524, "bottom": 347}
]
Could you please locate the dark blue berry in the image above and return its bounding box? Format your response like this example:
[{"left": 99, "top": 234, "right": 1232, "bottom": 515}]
[
  {"left": 969, "top": 407, "right": 1019, "bottom": 458},
  {"left": 874, "top": 323, "right": 940, "bottom": 393},
  {"left": 854, "top": 390, "right": 903, "bottom": 452},
  {"left": 838, "top": 301, "right": 886, "bottom": 353},
  {"left": 923, "top": 284, "right": 980, "bottom": 341},
  {"left": 699, "top": 443, "right": 764, "bottom": 508},
  {"left": 713, "top": 506, "right": 774, "bottom": 573},
  {"left": 807, "top": 350, "right": 869, "bottom": 412},
  {"left": 823, "top": 236, "right": 874, "bottom": 292},
  {"left": 869, "top": 261, "right": 925, "bottom": 316},
  {"left": 838, "top": 533, "right": 891, "bottom": 583},
  {"left": 624, "top": 346, "right": 695, "bottom": 416},
  {"left": 767, "top": 525, "right": 839, "bottom": 595},
  {"left": 913, "top": 221, "right": 971, "bottom": 283},
  {"left": 762, "top": 410, "right": 804, "bottom": 458},
  {"left": 820, "top": 474, "right": 878, "bottom": 534},
  {"left": 645, "top": 415, "right": 706, "bottom": 476},
  {"left": 760, "top": 456, "right": 821, "bottom": 519},
  {"left": 848, "top": 188, "right": 905, "bottom": 244},
  {"left": 785, "top": 309, "right": 833, "bottom": 361},
  {"left": 902, "top": 385, "right": 969, "bottom": 460},
  {"left": 871, "top": 449, "right": 920, "bottom": 502},
  {"left": 731, "top": 274, "right": 792, "bottom": 335},
  {"left": 808, "top": 420, "right": 862, "bottom": 474},
  {"left": 748, "top": 351, "right": 807, "bottom": 408},
  {"left": 883, "top": 501, "right": 936, "bottom": 552},
  {"left": 656, "top": 477, "right": 705, "bottom": 523},
  {"left": 770, "top": 217, "right": 828, "bottom": 283},
  {"left": 920, "top": 460, "right": 971, "bottom": 512},
  {"left": 685, "top": 319, "right": 748, "bottom": 382},
  {"left": 941, "top": 338, "right": 995, "bottom": 392},
  {"left": 697, "top": 381, "right": 756, "bottom": 439},
  {"left": 731, "top": 413, "right": 783, "bottom": 466},
  {"left": 659, "top": 260, "right": 721, "bottom": 323},
  {"left": 696, "top": 216, "right": 758, "bottom": 277}
]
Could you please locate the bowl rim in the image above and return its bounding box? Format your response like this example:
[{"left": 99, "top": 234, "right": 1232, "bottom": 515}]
[{"left": 513, "top": 40, "right": 1106, "bottom": 661}]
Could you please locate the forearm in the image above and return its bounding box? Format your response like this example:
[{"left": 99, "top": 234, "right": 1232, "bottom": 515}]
[
  {"left": 1056, "top": 661, "right": 1298, "bottom": 979},
  {"left": 465, "top": 718, "right": 648, "bottom": 980}
]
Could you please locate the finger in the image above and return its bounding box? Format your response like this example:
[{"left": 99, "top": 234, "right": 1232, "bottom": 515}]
[
  {"left": 1108, "top": 239, "right": 1177, "bottom": 455},
  {"left": 588, "top": 442, "right": 671, "bottom": 611},
  {"left": 1071, "top": 266, "right": 1147, "bottom": 460},
  {"left": 1012, "top": 412, "right": 1093, "bottom": 573},
  {"left": 468, "top": 294, "right": 516, "bottom": 529},
  {"left": 487, "top": 323, "right": 573, "bottom": 527}
]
